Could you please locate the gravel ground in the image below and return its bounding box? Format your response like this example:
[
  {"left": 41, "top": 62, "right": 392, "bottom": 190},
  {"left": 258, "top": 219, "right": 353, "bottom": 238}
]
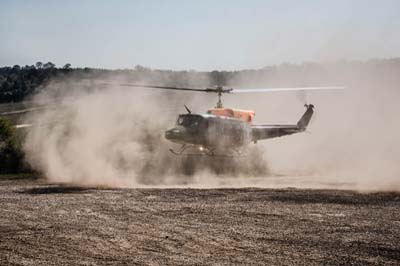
[{"left": 0, "top": 177, "right": 399, "bottom": 265}]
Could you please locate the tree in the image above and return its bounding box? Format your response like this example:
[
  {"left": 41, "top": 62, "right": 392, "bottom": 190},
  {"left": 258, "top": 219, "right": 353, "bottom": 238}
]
[
  {"left": 210, "top": 70, "right": 226, "bottom": 86},
  {"left": 63, "top": 63, "right": 71, "bottom": 70},
  {"left": 35, "top": 62, "right": 43, "bottom": 69},
  {"left": 43, "top": 62, "right": 55, "bottom": 69},
  {"left": 0, "top": 117, "right": 13, "bottom": 142},
  {"left": 0, "top": 117, "right": 24, "bottom": 173},
  {"left": 135, "top": 65, "right": 150, "bottom": 72}
]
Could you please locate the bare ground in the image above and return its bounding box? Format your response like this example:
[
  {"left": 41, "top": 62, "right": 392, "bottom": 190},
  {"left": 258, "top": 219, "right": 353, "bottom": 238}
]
[{"left": 0, "top": 177, "right": 400, "bottom": 265}]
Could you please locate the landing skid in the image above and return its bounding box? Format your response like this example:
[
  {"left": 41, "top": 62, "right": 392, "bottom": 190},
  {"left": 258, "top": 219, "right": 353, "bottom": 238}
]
[{"left": 169, "top": 144, "right": 243, "bottom": 157}]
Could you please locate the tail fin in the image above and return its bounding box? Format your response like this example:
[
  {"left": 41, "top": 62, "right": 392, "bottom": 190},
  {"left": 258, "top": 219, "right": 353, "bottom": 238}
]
[{"left": 297, "top": 104, "right": 314, "bottom": 130}]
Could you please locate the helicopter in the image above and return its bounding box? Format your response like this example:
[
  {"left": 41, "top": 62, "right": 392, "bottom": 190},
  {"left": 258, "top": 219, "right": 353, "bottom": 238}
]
[
  {"left": 0, "top": 83, "right": 343, "bottom": 157},
  {"left": 107, "top": 84, "right": 343, "bottom": 156}
]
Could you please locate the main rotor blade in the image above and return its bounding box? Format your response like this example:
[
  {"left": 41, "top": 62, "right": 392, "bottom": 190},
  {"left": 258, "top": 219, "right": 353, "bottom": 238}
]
[
  {"left": 15, "top": 124, "right": 33, "bottom": 129},
  {"left": 231, "top": 86, "right": 345, "bottom": 93},
  {"left": 103, "top": 83, "right": 212, "bottom": 93},
  {"left": 0, "top": 106, "right": 50, "bottom": 116}
]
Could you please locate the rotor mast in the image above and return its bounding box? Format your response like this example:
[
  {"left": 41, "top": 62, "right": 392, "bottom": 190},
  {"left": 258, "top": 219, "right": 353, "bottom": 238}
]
[
  {"left": 215, "top": 86, "right": 226, "bottom": 108},
  {"left": 216, "top": 90, "right": 223, "bottom": 108}
]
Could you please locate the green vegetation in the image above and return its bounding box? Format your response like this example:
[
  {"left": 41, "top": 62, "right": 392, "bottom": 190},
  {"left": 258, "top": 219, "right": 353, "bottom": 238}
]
[
  {"left": 0, "top": 62, "right": 73, "bottom": 103},
  {"left": 0, "top": 117, "right": 24, "bottom": 173}
]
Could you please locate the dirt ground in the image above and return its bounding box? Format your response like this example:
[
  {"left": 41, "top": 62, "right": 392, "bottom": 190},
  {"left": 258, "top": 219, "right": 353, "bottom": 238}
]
[{"left": 0, "top": 177, "right": 400, "bottom": 265}]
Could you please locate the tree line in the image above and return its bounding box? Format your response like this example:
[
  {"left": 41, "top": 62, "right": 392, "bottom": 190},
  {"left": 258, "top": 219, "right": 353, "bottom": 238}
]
[{"left": 2, "top": 58, "right": 400, "bottom": 104}]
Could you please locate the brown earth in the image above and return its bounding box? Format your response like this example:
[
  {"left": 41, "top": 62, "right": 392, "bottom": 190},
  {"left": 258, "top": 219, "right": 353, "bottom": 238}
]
[{"left": 0, "top": 177, "right": 400, "bottom": 265}]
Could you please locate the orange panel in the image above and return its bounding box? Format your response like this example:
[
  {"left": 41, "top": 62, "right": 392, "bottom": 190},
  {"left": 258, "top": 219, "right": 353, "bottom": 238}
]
[{"left": 207, "top": 108, "right": 255, "bottom": 124}]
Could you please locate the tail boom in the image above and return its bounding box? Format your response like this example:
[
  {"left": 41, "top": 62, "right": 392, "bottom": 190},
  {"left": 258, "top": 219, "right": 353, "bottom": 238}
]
[{"left": 251, "top": 104, "right": 314, "bottom": 142}]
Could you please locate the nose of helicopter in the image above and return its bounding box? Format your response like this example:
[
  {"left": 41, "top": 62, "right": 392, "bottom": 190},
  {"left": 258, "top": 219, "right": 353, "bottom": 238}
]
[{"left": 164, "top": 127, "right": 186, "bottom": 142}]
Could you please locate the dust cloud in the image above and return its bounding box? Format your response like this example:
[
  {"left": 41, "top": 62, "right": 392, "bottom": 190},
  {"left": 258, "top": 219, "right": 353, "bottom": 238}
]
[
  {"left": 227, "top": 61, "right": 400, "bottom": 191},
  {"left": 22, "top": 77, "right": 269, "bottom": 187},
  {"left": 22, "top": 62, "right": 400, "bottom": 191}
]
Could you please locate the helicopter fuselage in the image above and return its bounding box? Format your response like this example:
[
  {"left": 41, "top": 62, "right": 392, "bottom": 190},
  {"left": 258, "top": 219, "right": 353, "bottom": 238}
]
[
  {"left": 164, "top": 104, "right": 314, "bottom": 155},
  {"left": 165, "top": 113, "right": 252, "bottom": 149}
]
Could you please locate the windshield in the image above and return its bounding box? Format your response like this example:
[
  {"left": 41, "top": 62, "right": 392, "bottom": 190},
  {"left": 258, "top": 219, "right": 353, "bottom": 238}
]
[{"left": 176, "top": 115, "right": 201, "bottom": 127}]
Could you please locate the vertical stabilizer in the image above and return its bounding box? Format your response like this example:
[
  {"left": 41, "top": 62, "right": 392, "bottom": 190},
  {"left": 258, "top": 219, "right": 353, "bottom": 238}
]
[{"left": 297, "top": 104, "right": 314, "bottom": 130}]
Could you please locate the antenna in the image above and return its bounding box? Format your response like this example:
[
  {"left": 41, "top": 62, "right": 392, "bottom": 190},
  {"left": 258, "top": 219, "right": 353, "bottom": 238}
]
[{"left": 184, "top": 104, "right": 191, "bottom": 114}]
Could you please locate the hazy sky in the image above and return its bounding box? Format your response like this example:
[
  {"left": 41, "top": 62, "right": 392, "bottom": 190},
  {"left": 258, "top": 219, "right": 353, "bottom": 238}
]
[{"left": 1, "top": 0, "right": 399, "bottom": 70}]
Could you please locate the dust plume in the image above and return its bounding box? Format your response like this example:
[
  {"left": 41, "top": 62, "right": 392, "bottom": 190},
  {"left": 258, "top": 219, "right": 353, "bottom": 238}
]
[
  {"left": 22, "top": 77, "right": 269, "bottom": 187},
  {"left": 228, "top": 60, "right": 400, "bottom": 191},
  {"left": 22, "top": 61, "right": 400, "bottom": 191}
]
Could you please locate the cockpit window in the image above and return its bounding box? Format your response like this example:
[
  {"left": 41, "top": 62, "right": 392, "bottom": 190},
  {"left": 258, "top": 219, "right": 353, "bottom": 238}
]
[{"left": 177, "top": 115, "right": 201, "bottom": 127}]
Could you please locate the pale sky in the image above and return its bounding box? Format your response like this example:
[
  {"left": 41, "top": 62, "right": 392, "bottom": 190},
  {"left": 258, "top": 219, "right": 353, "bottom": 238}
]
[{"left": 1, "top": 0, "right": 399, "bottom": 70}]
